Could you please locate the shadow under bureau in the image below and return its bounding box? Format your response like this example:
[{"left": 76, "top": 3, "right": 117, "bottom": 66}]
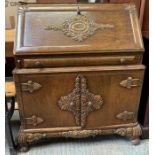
[{"left": 13, "top": 3, "right": 145, "bottom": 152}]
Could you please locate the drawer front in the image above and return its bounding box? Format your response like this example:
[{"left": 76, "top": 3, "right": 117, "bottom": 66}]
[
  {"left": 14, "top": 65, "right": 144, "bottom": 130},
  {"left": 19, "top": 55, "right": 141, "bottom": 68}
]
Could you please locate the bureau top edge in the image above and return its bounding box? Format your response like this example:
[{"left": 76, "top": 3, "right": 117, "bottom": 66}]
[{"left": 14, "top": 3, "right": 144, "bottom": 56}]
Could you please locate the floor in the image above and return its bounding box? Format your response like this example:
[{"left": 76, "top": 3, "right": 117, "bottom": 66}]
[{"left": 5, "top": 111, "right": 149, "bottom": 155}]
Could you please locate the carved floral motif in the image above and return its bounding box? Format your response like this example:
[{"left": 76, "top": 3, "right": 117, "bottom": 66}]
[
  {"left": 58, "top": 74, "right": 103, "bottom": 127},
  {"left": 45, "top": 15, "right": 114, "bottom": 42}
]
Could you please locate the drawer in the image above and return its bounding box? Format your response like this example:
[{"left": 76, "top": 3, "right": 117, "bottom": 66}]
[
  {"left": 13, "top": 65, "right": 145, "bottom": 130},
  {"left": 18, "top": 55, "right": 141, "bottom": 68}
]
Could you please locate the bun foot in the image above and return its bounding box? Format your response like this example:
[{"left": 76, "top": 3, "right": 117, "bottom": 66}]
[
  {"left": 19, "top": 146, "right": 29, "bottom": 152},
  {"left": 131, "top": 136, "right": 140, "bottom": 145}
]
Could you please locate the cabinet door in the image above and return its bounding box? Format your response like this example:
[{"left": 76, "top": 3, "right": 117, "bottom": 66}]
[
  {"left": 14, "top": 65, "right": 144, "bottom": 130},
  {"left": 15, "top": 74, "right": 81, "bottom": 129},
  {"left": 82, "top": 69, "right": 144, "bottom": 129}
]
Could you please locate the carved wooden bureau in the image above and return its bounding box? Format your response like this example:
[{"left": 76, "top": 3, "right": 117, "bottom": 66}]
[{"left": 13, "top": 3, "right": 145, "bottom": 152}]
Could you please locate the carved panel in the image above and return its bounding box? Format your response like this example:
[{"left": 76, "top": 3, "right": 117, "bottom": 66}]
[
  {"left": 58, "top": 75, "right": 81, "bottom": 126},
  {"left": 18, "top": 124, "right": 141, "bottom": 143},
  {"left": 58, "top": 74, "right": 103, "bottom": 128},
  {"left": 80, "top": 75, "right": 103, "bottom": 128},
  {"left": 45, "top": 15, "right": 114, "bottom": 42},
  {"left": 56, "top": 129, "right": 112, "bottom": 138}
]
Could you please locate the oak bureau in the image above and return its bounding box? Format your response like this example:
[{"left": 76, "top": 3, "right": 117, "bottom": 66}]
[{"left": 13, "top": 3, "right": 145, "bottom": 152}]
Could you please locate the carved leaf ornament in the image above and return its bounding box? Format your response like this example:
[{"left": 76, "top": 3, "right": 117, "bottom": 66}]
[{"left": 45, "top": 15, "right": 114, "bottom": 42}]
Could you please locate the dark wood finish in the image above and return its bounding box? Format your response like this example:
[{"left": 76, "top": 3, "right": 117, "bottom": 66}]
[{"left": 13, "top": 4, "right": 145, "bottom": 151}]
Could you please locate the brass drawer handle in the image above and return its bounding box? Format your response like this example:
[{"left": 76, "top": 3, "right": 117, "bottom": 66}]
[{"left": 120, "top": 77, "right": 142, "bottom": 89}]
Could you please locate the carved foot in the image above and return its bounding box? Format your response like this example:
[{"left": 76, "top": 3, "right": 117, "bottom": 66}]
[
  {"left": 114, "top": 124, "right": 142, "bottom": 145},
  {"left": 17, "top": 130, "right": 46, "bottom": 152},
  {"left": 130, "top": 124, "right": 142, "bottom": 145},
  {"left": 17, "top": 131, "right": 29, "bottom": 152},
  {"left": 19, "top": 146, "right": 29, "bottom": 152},
  {"left": 131, "top": 136, "right": 140, "bottom": 145}
]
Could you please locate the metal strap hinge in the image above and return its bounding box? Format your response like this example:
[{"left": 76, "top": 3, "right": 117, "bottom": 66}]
[
  {"left": 16, "top": 80, "right": 42, "bottom": 93},
  {"left": 120, "top": 77, "right": 142, "bottom": 89},
  {"left": 116, "top": 111, "right": 136, "bottom": 121},
  {"left": 24, "top": 115, "right": 44, "bottom": 126}
]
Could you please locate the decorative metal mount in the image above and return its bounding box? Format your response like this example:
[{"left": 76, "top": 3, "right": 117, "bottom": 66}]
[
  {"left": 24, "top": 115, "right": 44, "bottom": 126},
  {"left": 20, "top": 80, "right": 42, "bottom": 93},
  {"left": 116, "top": 111, "right": 136, "bottom": 121},
  {"left": 58, "top": 74, "right": 103, "bottom": 128},
  {"left": 45, "top": 15, "right": 114, "bottom": 42},
  {"left": 120, "top": 77, "right": 142, "bottom": 89},
  {"left": 125, "top": 4, "right": 136, "bottom": 14}
]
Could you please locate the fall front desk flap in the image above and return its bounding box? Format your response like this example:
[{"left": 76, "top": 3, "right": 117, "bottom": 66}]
[{"left": 14, "top": 3, "right": 144, "bottom": 56}]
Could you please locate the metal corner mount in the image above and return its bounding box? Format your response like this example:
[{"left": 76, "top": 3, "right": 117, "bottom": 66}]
[{"left": 45, "top": 15, "right": 114, "bottom": 42}]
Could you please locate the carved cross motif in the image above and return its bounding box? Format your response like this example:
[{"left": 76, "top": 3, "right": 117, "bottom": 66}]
[
  {"left": 45, "top": 15, "right": 114, "bottom": 42},
  {"left": 58, "top": 74, "right": 103, "bottom": 128}
]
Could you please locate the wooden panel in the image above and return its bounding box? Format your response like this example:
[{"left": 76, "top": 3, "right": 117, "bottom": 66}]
[
  {"left": 15, "top": 74, "right": 79, "bottom": 129},
  {"left": 85, "top": 69, "right": 144, "bottom": 128},
  {"left": 14, "top": 4, "right": 143, "bottom": 56},
  {"left": 14, "top": 65, "right": 144, "bottom": 130}
]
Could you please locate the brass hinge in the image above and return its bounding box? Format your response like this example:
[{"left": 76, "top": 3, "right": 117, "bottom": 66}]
[
  {"left": 16, "top": 80, "right": 42, "bottom": 93},
  {"left": 116, "top": 111, "right": 136, "bottom": 121},
  {"left": 120, "top": 77, "right": 142, "bottom": 89},
  {"left": 24, "top": 115, "right": 44, "bottom": 126}
]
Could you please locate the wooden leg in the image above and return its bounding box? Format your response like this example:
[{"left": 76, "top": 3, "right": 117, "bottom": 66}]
[
  {"left": 17, "top": 130, "right": 46, "bottom": 152},
  {"left": 17, "top": 131, "right": 29, "bottom": 152},
  {"left": 130, "top": 124, "right": 142, "bottom": 145},
  {"left": 131, "top": 136, "right": 140, "bottom": 145},
  {"left": 114, "top": 123, "right": 142, "bottom": 145},
  {"left": 19, "top": 145, "right": 29, "bottom": 152}
]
